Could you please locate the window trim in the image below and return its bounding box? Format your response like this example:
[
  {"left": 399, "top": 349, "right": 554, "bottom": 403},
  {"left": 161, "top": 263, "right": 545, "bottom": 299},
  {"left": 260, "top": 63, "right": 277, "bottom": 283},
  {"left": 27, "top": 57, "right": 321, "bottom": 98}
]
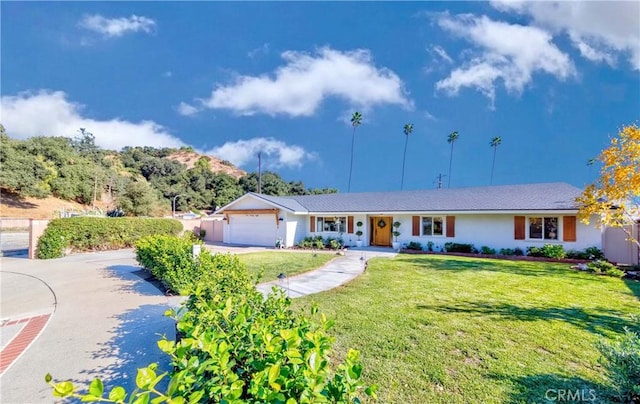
[
  {"left": 527, "top": 216, "right": 560, "bottom": 241},
  {"left": 315, "top": 216, "right": 347, "bottom": 233},
  {"left": 421, "top": 216, "right": 445, "bottom": 237}
]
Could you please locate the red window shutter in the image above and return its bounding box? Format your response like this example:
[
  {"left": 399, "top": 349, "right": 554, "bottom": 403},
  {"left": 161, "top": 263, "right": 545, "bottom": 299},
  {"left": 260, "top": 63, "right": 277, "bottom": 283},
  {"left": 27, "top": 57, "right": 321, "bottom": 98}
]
[
  {"left": 514, "top": 216, "right": 525, "bottom": 240},
  {"left": 310, "top": 216, "right": 315, "bottom": 232},
  {"left": 347, "top": 216, "right": 354, "bottom": 233},
  {"left": 412, "top": 216, "right": 420, "bottom": 236},
  {"left": 563, "top": 216, "right": 577, "bottom": 242},
  {"left": 446, "top": 216, "right": 455, "bottom": 238}
]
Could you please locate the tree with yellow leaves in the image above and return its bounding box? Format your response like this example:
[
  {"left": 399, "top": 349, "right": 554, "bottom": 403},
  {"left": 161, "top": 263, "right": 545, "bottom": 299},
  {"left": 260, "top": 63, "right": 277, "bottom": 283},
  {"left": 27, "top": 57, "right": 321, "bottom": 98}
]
[{"left": 577, "top": 123, "right": 640, "bottom": 249}]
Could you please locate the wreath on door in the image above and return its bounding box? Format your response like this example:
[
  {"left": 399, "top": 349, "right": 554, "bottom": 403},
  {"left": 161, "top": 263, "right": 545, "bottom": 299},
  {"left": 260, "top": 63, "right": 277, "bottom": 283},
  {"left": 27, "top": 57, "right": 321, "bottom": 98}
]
[{"left": 377, "top": 219, "right": 387, "bottom": 228}]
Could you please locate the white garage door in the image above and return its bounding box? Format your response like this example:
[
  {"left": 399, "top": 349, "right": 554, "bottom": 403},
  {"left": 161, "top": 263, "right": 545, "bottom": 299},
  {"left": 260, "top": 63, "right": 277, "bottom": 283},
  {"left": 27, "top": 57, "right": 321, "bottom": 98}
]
[{"left": 228, "top": 214, "right": 277, "bottom": 247}]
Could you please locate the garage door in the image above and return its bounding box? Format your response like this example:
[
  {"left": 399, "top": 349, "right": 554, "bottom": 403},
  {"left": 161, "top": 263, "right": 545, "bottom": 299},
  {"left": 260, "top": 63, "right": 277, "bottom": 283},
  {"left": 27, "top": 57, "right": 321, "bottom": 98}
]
[{"left": 228, "top": 214, "right": 277, "bottom": 247}]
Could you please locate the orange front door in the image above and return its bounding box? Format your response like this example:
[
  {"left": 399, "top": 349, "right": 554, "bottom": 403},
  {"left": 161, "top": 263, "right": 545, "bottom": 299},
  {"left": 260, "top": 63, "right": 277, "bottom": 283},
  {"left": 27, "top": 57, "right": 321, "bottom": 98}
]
[{"left": 371, "top": 216, "right": 392, "bottom": 246}]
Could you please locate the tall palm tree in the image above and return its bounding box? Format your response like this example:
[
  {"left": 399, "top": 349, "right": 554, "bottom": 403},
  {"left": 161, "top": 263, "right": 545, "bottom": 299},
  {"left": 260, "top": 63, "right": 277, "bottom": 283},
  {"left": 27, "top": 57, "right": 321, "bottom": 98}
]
[
  {"left": 347, "top": 112, "right": 362, "bottom": 192},
  {"left": 489, "top": 136, "right": 502, "bottom": 185},
  {"left": 447, "top": 131, "right": 459, "bottom": 188},
  {"left": 400, "top": 123, "right": 414, "bottom": 190}
]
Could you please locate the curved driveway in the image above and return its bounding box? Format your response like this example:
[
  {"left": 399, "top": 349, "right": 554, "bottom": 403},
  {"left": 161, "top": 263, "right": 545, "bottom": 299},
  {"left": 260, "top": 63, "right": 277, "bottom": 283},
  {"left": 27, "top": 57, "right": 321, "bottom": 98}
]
[{"left": 0, "top": 246, "right": 395, "bottom": 403}]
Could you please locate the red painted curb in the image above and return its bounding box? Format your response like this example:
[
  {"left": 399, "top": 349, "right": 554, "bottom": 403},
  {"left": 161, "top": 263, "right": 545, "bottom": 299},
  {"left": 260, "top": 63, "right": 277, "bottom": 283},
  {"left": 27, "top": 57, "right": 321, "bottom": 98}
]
[{"left": 0, "top": 314, "right": 51, "bottom": 375}]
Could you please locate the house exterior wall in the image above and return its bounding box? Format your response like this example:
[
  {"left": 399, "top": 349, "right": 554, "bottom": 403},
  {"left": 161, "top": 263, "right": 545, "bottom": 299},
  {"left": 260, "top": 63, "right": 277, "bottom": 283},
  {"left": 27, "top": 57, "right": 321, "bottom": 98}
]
[
  {"left": 284, "top": 213, "right": 307, "bottom": 247},
  {"left": 389, "top": 213, "right": 602, "bottom": 252}
]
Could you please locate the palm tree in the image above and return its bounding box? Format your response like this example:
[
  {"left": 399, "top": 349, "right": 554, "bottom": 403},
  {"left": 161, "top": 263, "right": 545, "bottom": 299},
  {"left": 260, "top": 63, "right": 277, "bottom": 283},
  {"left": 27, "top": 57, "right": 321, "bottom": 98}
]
[
  {"left": 347, "top": 112, "right": 362, "bottom": 192},
  {"left": 489, "top": 136, "right": 502, "bottom": 185},
  {"left": 447, "top": 131, "right": 459, "bottom": 188},
  {"left": 400, "top": 123, "right": 414, "bottom": 190}
]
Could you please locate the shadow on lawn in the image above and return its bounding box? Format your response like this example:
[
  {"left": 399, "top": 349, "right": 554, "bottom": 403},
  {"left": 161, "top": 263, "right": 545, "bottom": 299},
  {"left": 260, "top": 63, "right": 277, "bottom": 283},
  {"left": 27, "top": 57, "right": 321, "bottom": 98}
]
[
  {"left": 493, "top": 373, "right": 611, "bottom": 403},
  {"left": 416, "top": 301, "right": 634, "bottom": 336},
  {"left": 623, "top": 278, "right": 640, "bottom": 300}
]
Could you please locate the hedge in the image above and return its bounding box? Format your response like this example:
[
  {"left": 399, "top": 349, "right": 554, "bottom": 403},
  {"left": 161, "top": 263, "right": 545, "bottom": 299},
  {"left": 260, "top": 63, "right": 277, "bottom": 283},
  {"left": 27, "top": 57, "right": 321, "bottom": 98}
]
[{"left": 36, "top": 217, "right": 183, "bottom": 259}]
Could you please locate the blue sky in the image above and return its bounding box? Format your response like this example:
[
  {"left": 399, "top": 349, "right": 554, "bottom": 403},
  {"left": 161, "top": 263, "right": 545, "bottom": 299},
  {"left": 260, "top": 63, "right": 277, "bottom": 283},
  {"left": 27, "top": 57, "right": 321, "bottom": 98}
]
[{"left": 2, "top": 1, "right": 639, "bottom": 192}]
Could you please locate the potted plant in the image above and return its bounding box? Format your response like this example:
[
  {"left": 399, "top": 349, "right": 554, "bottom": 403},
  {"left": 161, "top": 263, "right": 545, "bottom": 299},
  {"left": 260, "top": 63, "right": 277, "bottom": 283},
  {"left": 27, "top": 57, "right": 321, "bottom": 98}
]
[
  {"left": 355, "top": 221, "right": 364, "bottom": 247},
  {"left": 392, "top": 221, "right": 401, "bottom": 250}
]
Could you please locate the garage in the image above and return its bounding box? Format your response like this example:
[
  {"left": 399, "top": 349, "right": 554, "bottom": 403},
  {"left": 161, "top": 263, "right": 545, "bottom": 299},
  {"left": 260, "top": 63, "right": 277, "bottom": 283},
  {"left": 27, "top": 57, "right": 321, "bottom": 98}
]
[{"left": 227, "top": 213, "right": 278, "bottom": 247}]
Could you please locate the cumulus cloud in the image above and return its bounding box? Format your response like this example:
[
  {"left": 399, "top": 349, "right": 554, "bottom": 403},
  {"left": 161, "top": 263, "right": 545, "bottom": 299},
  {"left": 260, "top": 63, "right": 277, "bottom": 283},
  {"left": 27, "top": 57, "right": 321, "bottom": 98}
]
[
  {"left": 207, "top": 137, "right": 315, "bottom": 169},
  {"left": 435, "top": 13, "right": 574, "bottom": 105},
  {"left": 78, "top": 14, "right": 156, "bottom": 38},
  {"left": 1, "top": 90, "right": 183, "bottom": 150},
  {"left": 196, "top": 47, "right": 412, "bottom": 117},
  {"left": 176, "top": 102, "right": 200, "bottom": 117},
  {"left": 491, "top": 1, "right": 640, "bottom": 70}
]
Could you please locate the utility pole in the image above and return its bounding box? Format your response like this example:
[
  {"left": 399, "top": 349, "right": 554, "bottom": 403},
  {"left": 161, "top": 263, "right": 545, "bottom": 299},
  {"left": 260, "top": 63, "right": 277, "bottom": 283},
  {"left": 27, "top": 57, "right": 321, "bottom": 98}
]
[
  {"left": 257, "top": 152, "right": 262, "bottom": 194},
  {"left": 434, "top": 173, "right": 447, "bottom": 189}
]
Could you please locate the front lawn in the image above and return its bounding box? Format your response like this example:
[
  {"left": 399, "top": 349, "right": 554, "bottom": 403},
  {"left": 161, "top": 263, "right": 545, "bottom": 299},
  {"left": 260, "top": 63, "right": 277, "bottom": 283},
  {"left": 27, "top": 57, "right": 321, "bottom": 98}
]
[
  {"left": 295, "top": 254, "right": 640, "bottom": 403},
  {"left": 239, "top": 251, "right": 335, "bottom": 282}
]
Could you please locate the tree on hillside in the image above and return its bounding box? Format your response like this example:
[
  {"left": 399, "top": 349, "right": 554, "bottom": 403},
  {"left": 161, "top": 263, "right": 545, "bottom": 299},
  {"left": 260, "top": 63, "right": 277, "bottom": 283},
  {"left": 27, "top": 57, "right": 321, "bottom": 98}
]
[
  {"left": 577, "top": 123, "right": 640, "bottom": 249},
  {"left": 0, "top": 126, "right": 51, "bottom": 197},
  {"left": 117, "top": 179, "right": 160, "bottom": 216},
  {"left": 348, "top": 112, "right": 362, "bottom": 192},
  {"left": 489, "top": 136, "right": 502, "bottom": 185},
  {"left": 400, "top": 123, "right": 414, "bottom": 190},
  {"left": 447, "top": 131, "right": 459, "bottom": 188}
]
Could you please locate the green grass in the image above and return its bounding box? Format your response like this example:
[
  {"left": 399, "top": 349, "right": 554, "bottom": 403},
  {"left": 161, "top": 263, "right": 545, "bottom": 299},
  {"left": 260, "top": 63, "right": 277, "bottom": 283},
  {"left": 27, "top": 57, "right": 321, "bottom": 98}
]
[
  {"left": 239, "top": 251, "right": 335, "bottom": 282},
  {"left": 294, "top": 254, "right": 640, "bottom": 403}
]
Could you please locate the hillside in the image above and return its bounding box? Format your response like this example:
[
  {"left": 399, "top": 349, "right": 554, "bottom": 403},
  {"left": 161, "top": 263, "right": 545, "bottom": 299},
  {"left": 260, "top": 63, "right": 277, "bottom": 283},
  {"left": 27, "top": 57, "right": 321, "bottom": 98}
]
[
  {"left": 0, "top": 192, "right": 108, "bottom": 219},
  {"left": 166, "top": 150, "right": 246, "bottom": 179}
]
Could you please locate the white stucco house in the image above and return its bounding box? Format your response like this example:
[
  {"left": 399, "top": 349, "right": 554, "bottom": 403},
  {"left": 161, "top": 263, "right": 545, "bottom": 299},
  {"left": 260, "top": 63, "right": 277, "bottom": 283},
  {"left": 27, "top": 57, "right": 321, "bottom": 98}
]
[{"left": 215, "top": 182, "right": 602, "bottom": 252}]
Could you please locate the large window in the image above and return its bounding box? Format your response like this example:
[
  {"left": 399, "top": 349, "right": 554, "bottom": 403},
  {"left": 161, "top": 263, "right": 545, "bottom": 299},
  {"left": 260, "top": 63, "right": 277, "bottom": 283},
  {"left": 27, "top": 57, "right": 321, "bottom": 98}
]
[
  {"left": 529, "top": 217, "right": 558, "bottom": 240},
  {"left": 316, "top": 216, "right": 346, "bottom": 233},
  {"left": 422, "top": 216, "right": 444, "bottom": 236}
]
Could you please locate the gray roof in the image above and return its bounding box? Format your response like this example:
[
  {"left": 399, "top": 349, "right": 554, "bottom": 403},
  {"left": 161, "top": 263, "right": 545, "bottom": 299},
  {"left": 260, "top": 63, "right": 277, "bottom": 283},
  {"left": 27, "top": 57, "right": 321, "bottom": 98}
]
[{"left": 247, "top": 183, "right": 583, "bottom": 213}]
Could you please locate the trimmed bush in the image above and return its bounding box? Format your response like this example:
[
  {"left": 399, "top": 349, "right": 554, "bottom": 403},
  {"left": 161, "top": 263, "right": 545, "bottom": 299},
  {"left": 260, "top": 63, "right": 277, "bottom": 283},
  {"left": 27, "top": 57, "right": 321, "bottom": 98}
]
[
  {"left": 527, "top": 244, "right": 565, "bottom": 259},
  {"left": 37, "top": 217, "right": 183, "bottom": 259},
  {"left": 480, "top": 246, "right": 496, "bottom": 255},
  {"left": 405, "top": 241, "right": 423, "bottom": 251},
  {"left": 444, "top": 242, "right": 474, "bottom": 253}
]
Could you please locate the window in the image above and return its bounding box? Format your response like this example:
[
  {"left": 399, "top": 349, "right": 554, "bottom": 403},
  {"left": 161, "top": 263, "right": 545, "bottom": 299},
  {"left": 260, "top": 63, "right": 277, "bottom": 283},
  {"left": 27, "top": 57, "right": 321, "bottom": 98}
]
[
  {"left": 422, "top": 216, "right": 444, "bottom": 236},
  {"left": 529, "top": 217, "right": 558, "bottom": 240},
  {"left": 316, "top": 216, "right": 346, "bottom": 233}
]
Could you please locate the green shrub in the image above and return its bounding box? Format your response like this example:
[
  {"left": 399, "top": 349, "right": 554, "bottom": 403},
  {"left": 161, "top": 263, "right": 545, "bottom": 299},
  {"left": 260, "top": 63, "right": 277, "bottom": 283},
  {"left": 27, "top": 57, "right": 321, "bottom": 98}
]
[
  {"left": 405, "top": 241, "right": 423, "bottom": 251},
  {"left": 586, "top": 260, "right": 625, "bottom": 277},
  {"left": 480, "top": 246, "right": 496, "bottom": 255},
  {"left": 37, "top": 217, "right": 183, "bottom": 259},
  {"left": 526, "top": 244, "right": 565, "bottom": 259},
  {"left": 513, "top": 247, "right": 524, "bottom": 256},
  {"left": 584, "top": 246, "right": 605, "bottom": 260},
  {"left": 598, "top": 329, "right": 640, "bottom": 402},
  {"left": 499, "top": 248, "right": 515, "bottom": 256},
  {"left": 444, "top": 242, "right": 474, "bottom": 253}
]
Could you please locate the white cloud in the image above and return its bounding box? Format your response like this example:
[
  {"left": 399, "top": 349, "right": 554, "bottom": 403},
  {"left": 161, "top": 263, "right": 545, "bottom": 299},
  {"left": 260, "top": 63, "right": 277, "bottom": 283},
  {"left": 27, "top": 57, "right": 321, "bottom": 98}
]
[
  {"left": 207, "top": 137, "right": 315, "bottom": 169},
  {"left": 1, "top": 90, "right": 183, "bottom": 150},
  {"left": 491, "top": 1, "right": 640, "bottom": 70},
  {"left": 176, "top": 102, "right": 200, "bottom": 117},
  {"left": 198, "top": 47, "right": 412, "bottom": 117},
  {"left": 431, "top": 45, "right": 454, "bottom": 64},
  {"left": 435, "top": 13, "right": 574, "bottom": 105},
  {"left": 248, "top": 43, "right": 270, "bottom": 59},
  {"left": 78, "top": 14, "right": 156, "bottom": 38}
]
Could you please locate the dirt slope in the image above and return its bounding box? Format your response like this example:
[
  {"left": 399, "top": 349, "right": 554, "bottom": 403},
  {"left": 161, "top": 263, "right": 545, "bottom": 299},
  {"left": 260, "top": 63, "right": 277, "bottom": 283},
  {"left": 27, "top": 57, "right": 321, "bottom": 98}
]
[
  {"left": 166, "top": 151, "right": 246, "bottom": 178},
  {"left": 0, "top": 192, "right": 107, "bottom": 219}
]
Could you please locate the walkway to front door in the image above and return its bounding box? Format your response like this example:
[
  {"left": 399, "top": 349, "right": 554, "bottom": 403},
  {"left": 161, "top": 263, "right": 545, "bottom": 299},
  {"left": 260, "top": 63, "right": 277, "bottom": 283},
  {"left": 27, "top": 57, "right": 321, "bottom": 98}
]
[{"left": 370, "top": 216, "right": 392, "bottom": 247}]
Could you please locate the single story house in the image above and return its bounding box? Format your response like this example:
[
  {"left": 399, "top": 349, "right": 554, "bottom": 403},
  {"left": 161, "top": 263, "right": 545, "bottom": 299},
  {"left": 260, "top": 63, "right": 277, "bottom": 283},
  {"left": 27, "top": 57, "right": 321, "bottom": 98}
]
[{"left": 215, "top": 182, "right": 602, "bottom": 252}]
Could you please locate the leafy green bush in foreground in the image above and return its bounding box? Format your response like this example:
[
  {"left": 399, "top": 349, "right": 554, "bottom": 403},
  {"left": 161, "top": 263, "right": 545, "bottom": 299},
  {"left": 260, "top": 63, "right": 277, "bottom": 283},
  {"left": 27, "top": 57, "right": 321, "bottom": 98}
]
[
  {"left": 598, "top": 328, "right": 640, "bottom": 402},
  {"left": 37, "top": 217, "right": 183, "bottom": 259},
  {"left": 48, "top": 234, "right": 375, "bottom": 403}
]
